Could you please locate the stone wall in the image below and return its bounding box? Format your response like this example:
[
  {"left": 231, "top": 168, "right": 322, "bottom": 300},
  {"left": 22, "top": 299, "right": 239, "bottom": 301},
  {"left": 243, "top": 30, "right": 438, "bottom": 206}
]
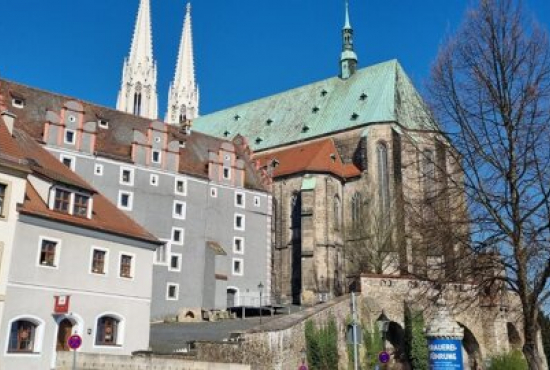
[
  {"left": 56, "top": 352, "right": 250, "bottom": 370},
  {"left": 195, "top": 295, "right": 352, "bottom": 370}
]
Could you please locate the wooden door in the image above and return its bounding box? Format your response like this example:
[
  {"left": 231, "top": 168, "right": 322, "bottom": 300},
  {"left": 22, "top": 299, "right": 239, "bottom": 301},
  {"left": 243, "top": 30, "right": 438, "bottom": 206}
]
[{"left": 56, "top": 319, "right": 73, "bottom": 351}]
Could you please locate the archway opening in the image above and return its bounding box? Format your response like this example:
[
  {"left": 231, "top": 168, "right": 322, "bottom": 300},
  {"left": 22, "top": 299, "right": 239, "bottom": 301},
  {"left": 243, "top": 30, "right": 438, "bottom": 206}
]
[
  {"left": 386, "top": 321, "right": 409, "bottom": 367},
  {"left": 227, "top": 288, "right": 237, "bottom": 308},
  {"left": 459, "top": 323, "right": 482, "bottom": 370},
  {"left": 56, "top": 318, "right": 74, "bottom": 352},
  {"left": 185, "top": 311, "right": 195, "bottom": 319},
  {"left": 507, "top": 322, "right": 522, "bottom": 350}
]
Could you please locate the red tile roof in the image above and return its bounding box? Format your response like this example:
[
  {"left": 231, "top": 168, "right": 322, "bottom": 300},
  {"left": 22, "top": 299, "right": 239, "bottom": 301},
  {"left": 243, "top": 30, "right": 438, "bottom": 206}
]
[
  {"left": 0, "top": 114, "right": 28, "bottom": 168},
  {"left": 254, "top": 138, "right": 361, "bottom": 179},
  {"left": 1, "top": 125, "right": 160, "bottom": 245}
]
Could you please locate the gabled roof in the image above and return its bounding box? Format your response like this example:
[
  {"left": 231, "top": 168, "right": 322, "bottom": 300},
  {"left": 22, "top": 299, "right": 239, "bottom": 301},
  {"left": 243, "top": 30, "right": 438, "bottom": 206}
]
[
  {"left": 255, "top": 138, "right": 361, "bottom": 179},
  {"left": 0, "top": 79, "right": 269, "bottom": 192},
  {"left": 0, "top": 123, "right": 160, "bottom": 245},
  {"left": 193, "top": 59, "right": 436, "bottom": 151}
]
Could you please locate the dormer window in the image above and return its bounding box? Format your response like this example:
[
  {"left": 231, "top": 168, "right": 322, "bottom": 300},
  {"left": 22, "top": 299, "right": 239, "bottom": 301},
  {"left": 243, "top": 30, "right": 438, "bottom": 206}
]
[
  {"left": 360, "top": 93, "right": 368, "bottom": 101},
  {"left": 351, "top": 112, "right": 359, "bottom": 121},
  {"left": 54, "top": 189, "right": 71, "bottom": 213},
  {"left": 321, "top": 89, "right": 328, "bottom": 97},
  {"left": 301, "top": 125, "right": 310, "bottom": 133},
  {"left": 266, "top": 119, "right": 273, "bottom": 126},
  {"left": 12, "top": 98, "right": 25, "bottom": 109},
  {"left": 52, "top": 187, "right": 92, "bottom": 218},
  {"left": 234, "top": 114, "right": 241, "bottom": 121},
  {"left": 312, "top": 106, "right": 320, "bottom": 114},
  {"left": 73, "top": 194, "right": 90, "bottom": 217},
  {"left": 64, "top": 129, "right": 76, "bottom": 145},
  {"left": 255, "top": 137, "right": 263, "bottom": 145},
  {"left": 152, "top": 150, "right": 161, "bottom": 164},
  {"left": 223, "top": 130, "right": 231, "bottom": 138}
]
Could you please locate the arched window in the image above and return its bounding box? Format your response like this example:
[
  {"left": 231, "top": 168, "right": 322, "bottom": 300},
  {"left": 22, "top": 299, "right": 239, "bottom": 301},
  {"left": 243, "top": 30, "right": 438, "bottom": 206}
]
[
  {"left": 377, "top": 142, "right": 390, "bottom": 215},
  {"left": 291, "top": 192, "right": 301, "bottom": 240},
  {"left": 95, "top": 315, "right": 122, "bottom": 346},
  {"left": 423, "top": 149, "right": 435, "bottom": 199},
  {"left": 334, "top": 195, "right": 342, "bottom": 231},
  {"left": 351, "top": 192, "right": 362, "bottom": 227},
  {"left": 179, "top": 105, "right": 187, "bottom": 123},
  {"left": 8, "top": 319, "right": 39, "bottom": 353},
  {"left": 133, "top": 93, "right": 142, "bottom": 116}
]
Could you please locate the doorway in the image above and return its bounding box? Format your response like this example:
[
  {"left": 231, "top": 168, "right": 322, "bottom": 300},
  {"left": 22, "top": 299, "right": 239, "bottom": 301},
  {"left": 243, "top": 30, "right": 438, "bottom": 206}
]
[{"left": 56, "top": 319, "right": 74, "bottom": 351}]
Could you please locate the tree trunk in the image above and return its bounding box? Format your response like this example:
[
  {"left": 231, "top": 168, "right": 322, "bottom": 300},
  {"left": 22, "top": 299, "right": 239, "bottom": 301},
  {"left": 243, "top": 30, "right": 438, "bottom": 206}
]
[{"left": 524, "top": 341, "right": 545, "bottom": 370}]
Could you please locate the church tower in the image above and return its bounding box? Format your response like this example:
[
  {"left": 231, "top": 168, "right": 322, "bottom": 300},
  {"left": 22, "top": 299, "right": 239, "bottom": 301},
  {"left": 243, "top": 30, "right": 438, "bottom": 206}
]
[
  {"left": 166, "top": 3, "right": 199, "bottom": 125},
  {"left": 340, "top": 0, "right": 358, "bottom": 79},
  {"left": 117, "top": 0, "right": 158, "bottom": 119}
]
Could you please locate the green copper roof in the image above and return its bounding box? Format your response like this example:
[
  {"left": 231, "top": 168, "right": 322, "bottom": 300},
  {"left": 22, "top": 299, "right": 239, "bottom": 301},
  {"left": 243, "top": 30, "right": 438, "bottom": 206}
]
[{"left": 193, "top": 59, "right": 436, "bottom": 151}]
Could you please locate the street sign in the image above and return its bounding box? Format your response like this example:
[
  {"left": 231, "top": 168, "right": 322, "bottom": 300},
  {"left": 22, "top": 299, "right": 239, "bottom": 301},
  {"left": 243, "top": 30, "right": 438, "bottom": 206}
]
[
  {"left": 428, "top": 338, "right": 463, "bottom": 369},
  {"left": 67, "top": 334, "right": 82, "bottom": 350},
  {"left": 298, "top": 365, "right": 308, "bottom": 370},
  {"left": 378, "top": 351, "right": 390, "bottom": 364}
]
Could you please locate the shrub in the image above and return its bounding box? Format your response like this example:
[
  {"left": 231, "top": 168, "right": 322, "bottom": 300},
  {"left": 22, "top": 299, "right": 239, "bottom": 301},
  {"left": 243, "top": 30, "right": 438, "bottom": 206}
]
[
  {"left": 304, "top": 317, "right": 339, "bottom": 370},
  {"left": 487, "top": 350, "right": 528, "bottom": 370}
]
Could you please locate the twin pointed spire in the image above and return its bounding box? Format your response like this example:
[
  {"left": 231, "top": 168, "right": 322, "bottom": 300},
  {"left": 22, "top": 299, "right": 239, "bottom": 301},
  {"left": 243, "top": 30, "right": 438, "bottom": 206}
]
[
  {"left": 340, "top": 0, "right": 358, "bottom": 79},
  {"left": 166, "top": 2, "right": 199, "bottom": 125},
  {"left": 117, "top": 0, "right": 158, "bottom": 119}
]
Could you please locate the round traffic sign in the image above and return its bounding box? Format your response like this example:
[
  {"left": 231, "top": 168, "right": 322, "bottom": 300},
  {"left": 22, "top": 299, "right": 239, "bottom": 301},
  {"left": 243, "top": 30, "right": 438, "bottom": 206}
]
[
  {"left": 299, "top": 365, "right": 308, "bottom": 370},
  {"left": 67, "top": 334, "right": 82, "bottom": 350},
  {"left": 378, "top": 351, "right": 390, "bottom": 364}
]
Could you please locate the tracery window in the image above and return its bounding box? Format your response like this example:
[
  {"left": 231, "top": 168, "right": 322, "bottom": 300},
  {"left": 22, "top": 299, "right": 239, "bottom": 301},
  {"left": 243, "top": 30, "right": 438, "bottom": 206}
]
[
  {"left": 291, "top": 192, "right": 301, "bottom": 240},
  {"left": 334, "top": 195, "right": 342, "bottom": 231},
  {"left": 351, "top": 192, "right": 362, "bottom": 227},
  {"left": 377, "top": 142, "right": 390, "bottom": 215}
]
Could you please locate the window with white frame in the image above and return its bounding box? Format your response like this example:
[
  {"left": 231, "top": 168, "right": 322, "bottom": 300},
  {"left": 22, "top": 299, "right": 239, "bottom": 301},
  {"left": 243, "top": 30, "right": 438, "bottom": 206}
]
[
  {"left": 118, "top": 191, "right": 133, "bottom": 211},
  {"left": 233, "top": 237, "right": 244, "bottom": 254},
  {"left": 52, "top": 188, "right": 91, "bottom": 217},
  {"left": 90, "top": 248, "right": 108, "bottom": 275},
  {"left": 0, "top": 183, "right": 6, "bottom": 216},
  {"left": 210, "top": 187, "right": 218, "bottom": 198},
  {"left": 173, "top": 201, "right": 186, "bottom": 220},
  {"left": 98, "top": 119, "right": 109, "bottom": 129},
  {"left": 119, "top": 168, "right": 134, "bottom": 186},
  {"left": 223, "top": 166, "right": 231, "bottom": 180},
  {"left": 175, "top": 178, "right": 187, "bottom": 195},
  {"left": 234, "top": 214, "right": 245, "bottom": 231},
  {"left": 166, "top": 283, "right": 179, "bottom": 300},
  {"left": 150, "top": 174, "right": 159, "bottom": 186},
  {"left": 119, "top": 253, "right": 134, "bottom": 279},
  {"left": 172, "top": 227, "right": 184, "bottom": 245},
  {"left": 73, "top": 194, "right": 90, "bottom": 217},
  {"left": 37, "top": 237, "right": 60, "bottom": 268},
  {"left": 94, "top": 164, "right": 104, "bottom": 176},
  {"left": 7, "top": 319, "right": 41, "bottom": 353},
  {"left": 64, "top": 129, "right": 76, "bottom": 145},
  {"left": 11, "top": 98, "right": 25, "bottom": 109},
  {"left": 151, "top": 150, "right": 162, "bottom": 164},
  {"left": 169, "top": 254, "right": 182, "bottom": 272},
  {"left": 232, "top": 258, "right": 243, "bottom": 276},
  {"left": 235, "top": 192, "right": 245, "bottom": 207},
  {"left": 60, "top": 155, "right": 75, "bottom": 171},
  {"left": 155, "top": 242, "right": 168, "bottom": 264},
  {"left": 95, "top": 315, "right": 122, "bottom": 346},
  {"left": 254, "top": 196, "right": 261, "bottom": 207}
]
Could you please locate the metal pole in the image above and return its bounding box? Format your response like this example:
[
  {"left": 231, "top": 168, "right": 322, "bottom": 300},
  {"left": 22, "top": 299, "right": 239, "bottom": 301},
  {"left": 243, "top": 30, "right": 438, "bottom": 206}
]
[
  {"left": 352, "top": 292, "right": 359, "bottom": 370},
  {"left": 72, "top": 348, "right": 77, "bottom": 370},
  {"left": 259, "top": 292, "right": 263, "bottom": 324}
]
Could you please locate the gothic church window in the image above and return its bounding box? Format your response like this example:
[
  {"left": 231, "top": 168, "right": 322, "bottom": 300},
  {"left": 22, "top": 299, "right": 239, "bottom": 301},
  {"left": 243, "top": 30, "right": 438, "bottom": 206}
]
[
  {"left": 377, "top": 142, "right": 390, "bottom": 215},
  {"left": 291, "top": 192, "right": 301, "bottom": 240},
  {"left": 334, "top": 195, "right": 342, "bottom": 231}
]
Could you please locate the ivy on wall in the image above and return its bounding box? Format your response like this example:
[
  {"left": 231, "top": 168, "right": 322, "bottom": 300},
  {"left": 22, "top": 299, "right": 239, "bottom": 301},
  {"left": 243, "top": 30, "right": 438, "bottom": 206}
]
[
  {"left": 405, "top": 307, "right": 428, "bottom": 370},
  {"left": 363, "top": 323, "right": 384, "bottom": 369}
]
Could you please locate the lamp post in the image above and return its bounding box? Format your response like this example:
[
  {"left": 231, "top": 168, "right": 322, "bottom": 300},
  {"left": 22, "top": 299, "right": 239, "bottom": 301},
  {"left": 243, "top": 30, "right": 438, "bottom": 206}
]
[
  {"left": 300, "top": 347, "right": 307, "bottom": 366},
  {"left": 258, "top": 282, "right": 264, "bottom": 324}
]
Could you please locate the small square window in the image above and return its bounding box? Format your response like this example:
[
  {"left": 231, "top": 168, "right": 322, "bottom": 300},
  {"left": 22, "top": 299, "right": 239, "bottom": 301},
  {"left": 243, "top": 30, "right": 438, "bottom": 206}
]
[
  {"left": 172, "top": 227, "right": 184, "bottom": 245},
  {"left": 64, "top": 129, "right": 76, "bottom": 145},
  {"left": 0, "top": 183, "right": 6, "bottom": 216},
  {"left": 175, "top": 178, "right": 187, "bottom": 195},
  {"left": 155, "top": 243, "right": 169, "bottom": 265},
  {"left": 53, "top": 189, "right": 71, "bottom": 213},
  {"left": 166, "top": 283, "right": 179, "bottom": 300},
  {"left": 39, "top": 238, "right": 59, "bottom": 268},
  {"left": 173, "top": 201, "right": 186, "bottom": 219},
  {"left": 233, "top": 237, "right": 244, "bottom": 254},
  {"left": 169, "top": 254, "right": 182, "bottom": 272},
  {"left": 254, "top": 196, "right": 261, "bottom": 207},
  {"left": 234, "top": 214, "right": 245, "bottom": 231},
  {"left": 223, "top": 167, "right": 231, "bottom": 180},
  {"left": 60, "top": 155, "right": 75, "bottom": 170},
  {"left": 232, "top": 259, "right": 243, "bottom": 276},
  {"left": 120, "top": 168, "right": 134, "bottom": 186},
  {"left": 91, "top": 248, "right": 107, "bottom": 275},
  {"left": 152, "top": 150, "right": 162, "bottom": 164},
  {"left": 119, "top": 254, "right": 133, "bottom": 279},
  {"left": 210, "top": 187, "right": 218, "bottom": 198},
  {"left": 118, "top": 191, "right": 133, "bottom": 211},
  {"left": 150, "top": 174, "right": 159, "bottom": 186},
  {"left": 94, "top": 164, "right": 104, "bottom": 176},
  {"left": 73, "top": 194, "right": 89, "bottom": 217},
  {"left": 235, "top": 192, "right": 245, "bottom": 207}
]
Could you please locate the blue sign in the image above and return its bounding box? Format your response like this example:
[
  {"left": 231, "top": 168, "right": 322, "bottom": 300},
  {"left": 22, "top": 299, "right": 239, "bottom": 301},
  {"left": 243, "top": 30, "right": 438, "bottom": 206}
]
[
  {"left": 428, "top": 339, "right": 463, "bottom": 370},
  {"left": 378, "top": 351, "right": 390, "bottom": 364}
]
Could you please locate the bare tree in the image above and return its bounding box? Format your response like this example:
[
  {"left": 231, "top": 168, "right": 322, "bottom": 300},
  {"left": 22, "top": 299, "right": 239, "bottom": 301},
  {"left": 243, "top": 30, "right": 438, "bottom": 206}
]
[{"left": 428, "top": 0, "right": 550, "bottom": 368}]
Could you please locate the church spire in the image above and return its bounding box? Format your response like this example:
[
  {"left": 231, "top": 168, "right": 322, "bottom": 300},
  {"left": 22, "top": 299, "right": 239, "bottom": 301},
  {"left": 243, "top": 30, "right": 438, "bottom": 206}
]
[
  {"left": 117, "top": 0, "right": 158, "bottom": 119},
  {"left": 340, "top": 0, "right": 358, "bottom": 79},
  {"left": 166, "top": 2, "right": 200, "bottom": 125}
]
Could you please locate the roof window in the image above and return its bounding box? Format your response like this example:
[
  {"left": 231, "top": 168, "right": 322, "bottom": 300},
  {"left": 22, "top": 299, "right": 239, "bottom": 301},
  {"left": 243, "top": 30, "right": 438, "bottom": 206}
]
[
  {"left": 234, "top": 114, "right": 241, "bottom": 121},
  {"left": 301, "top": 125, "right": 310, "bottom": 133},
  {"left": 351, "top": 112, "right": 359, "bottom": 121},
  {"left": 321, "top": 89, "right": 328, "bottom": 97},
  {"left": 98, "top": 119, "right": 109, "bottom": 129},
  {"left": 360, "top": 93, "right": 368, "bottom": 101},
  {"left": 255, "top": 137, "right": 263, "bottom": 144},
  {"left": 223, "top": 130, "right": 231, "bottom": 137},
  {"left": 312, "top": 106, "right": 320, "bottom": 114},
  {"left": 12, "top": 98, "right": 25, "bottom": 109},
  {"left": 266, "top": 119, "right": 273, "bottom": 126}
]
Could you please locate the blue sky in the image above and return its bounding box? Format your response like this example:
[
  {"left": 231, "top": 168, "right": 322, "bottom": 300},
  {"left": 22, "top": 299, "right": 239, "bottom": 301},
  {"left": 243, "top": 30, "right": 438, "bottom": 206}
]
[{"left": 0, "top": 0, "right": 549, "bottom": 116}]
